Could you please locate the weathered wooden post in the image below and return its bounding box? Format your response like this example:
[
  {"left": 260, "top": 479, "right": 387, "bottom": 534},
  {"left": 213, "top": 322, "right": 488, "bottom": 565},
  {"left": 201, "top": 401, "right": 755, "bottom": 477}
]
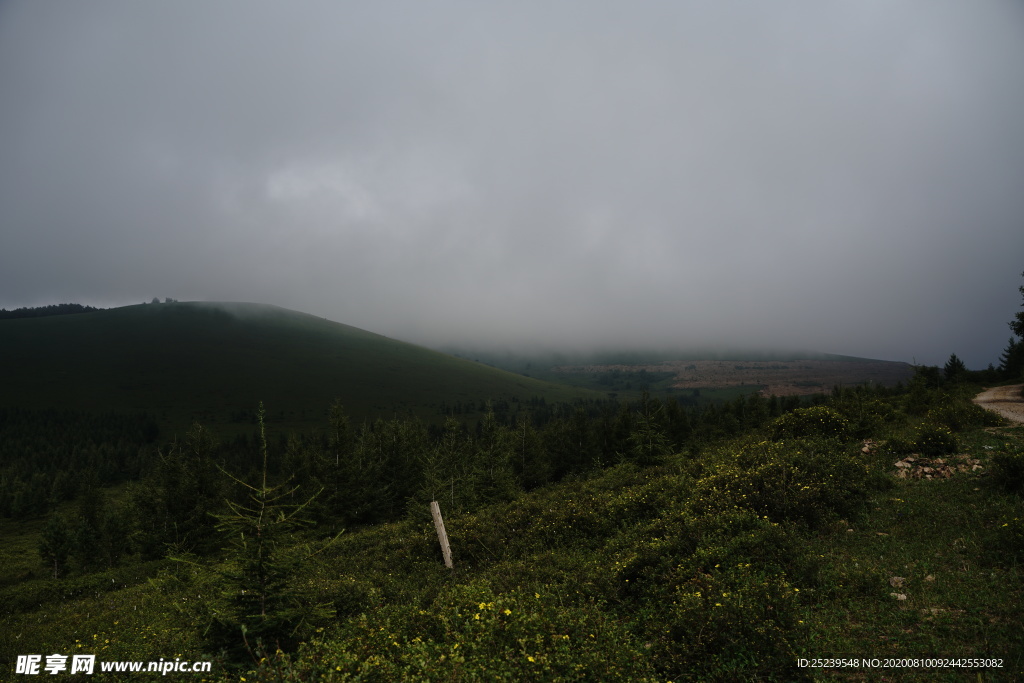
[{"left": 430, "top": 500, "right": 453, "bottom": 569}]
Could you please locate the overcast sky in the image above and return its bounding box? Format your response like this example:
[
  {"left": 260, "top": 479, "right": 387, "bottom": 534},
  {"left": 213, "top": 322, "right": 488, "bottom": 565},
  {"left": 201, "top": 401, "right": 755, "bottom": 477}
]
[{"left": 2, "top": 1, "right": 1023, "bottom": 367}]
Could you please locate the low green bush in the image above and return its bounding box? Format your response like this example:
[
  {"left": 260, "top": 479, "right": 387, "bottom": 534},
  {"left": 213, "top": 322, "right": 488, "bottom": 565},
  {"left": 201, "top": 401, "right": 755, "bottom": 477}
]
[
  {"left": 610, "top": 509, "right": 810, "bottom": 681},
  {"left": 926, "top": 402, "right": 1004, "bottom": 432},
  {"left": 991, "top": 449, "right": 1024, "bottom": 495},
  {"left": 884, "top": 433, "right": 916, "bottom": 455},
  {"left": 688, "top": 439, "right": 870, "bottom": 528},
  {"left": 914, "top": 424, "right": 959, "bottom": 456},
  {"left": 884, "top": 424, "right": 959, "bottom": 457},
  {"left": 834, "top": 397, "right": 903, "bottom": 438},
  {"left": 770, "top": 406, "right": 850, "bottom": 442},
  {"left": 653, "top": 562, "right": 806, "bottom": 681},
  {"left": 237, "top": 584, "right": 656, "bottom": 681}
]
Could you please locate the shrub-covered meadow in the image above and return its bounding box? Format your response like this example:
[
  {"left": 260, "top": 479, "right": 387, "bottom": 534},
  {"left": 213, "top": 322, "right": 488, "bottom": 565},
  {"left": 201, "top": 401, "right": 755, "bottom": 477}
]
[{"left": 2, "top": 371, "right": 1023, "bottom": 681}]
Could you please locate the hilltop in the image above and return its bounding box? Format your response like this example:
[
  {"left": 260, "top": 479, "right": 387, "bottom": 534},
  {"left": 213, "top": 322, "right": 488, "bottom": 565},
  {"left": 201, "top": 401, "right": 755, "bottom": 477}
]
[{"left": 0, "top": 301, "right": 602, "bottom": 434}]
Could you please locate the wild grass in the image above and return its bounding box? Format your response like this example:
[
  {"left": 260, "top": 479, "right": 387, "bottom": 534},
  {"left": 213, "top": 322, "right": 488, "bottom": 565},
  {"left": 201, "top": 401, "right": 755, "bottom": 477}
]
[{"left": 798, "top": 427, "right": 1024, "bottom": 681}]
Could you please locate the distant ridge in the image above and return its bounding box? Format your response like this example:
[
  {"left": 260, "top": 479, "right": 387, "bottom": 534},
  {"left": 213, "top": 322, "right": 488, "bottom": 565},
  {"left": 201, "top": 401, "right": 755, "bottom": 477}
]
[
  {"left": 450, "top": 346, "right": 915, "bottom": 397},
  {"left": 0, "top": 301, "right": 602, "bottom": 433},
  {"left": 0, "top": 303, "right": 103, "bottom": 319}
]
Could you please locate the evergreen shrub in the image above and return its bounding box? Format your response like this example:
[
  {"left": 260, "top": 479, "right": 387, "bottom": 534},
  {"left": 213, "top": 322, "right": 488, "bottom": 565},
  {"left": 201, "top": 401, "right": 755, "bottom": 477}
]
[
  {"left": 913, "top": 424, "right": 959, "bottom": 456},
  {"left": 770, "top": 406, "right": 849, "bottom": 442},
  {"left": 885, "top": 424, "right": 959, "bottom": 457},
  {"left": 991, "top": 448, "right": 1024, "bottom": 495},
  {"left": 611, "top": 509, "right": 808, "bottom": 681},
  {"left": 689, "top": 439, "right": 869, "bottom": 528},
  {"left": 834, "top": 398, "right": 902, "bottom": 438},
  {"left": 926, "top": 402, "right": 1005, "bottom": 432}
]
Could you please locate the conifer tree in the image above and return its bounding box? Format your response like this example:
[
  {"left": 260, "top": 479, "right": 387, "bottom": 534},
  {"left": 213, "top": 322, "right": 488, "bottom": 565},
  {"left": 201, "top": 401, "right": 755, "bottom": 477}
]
[
  {"left": 662, "top": 398, "right": 692, "bottom": 450},
  {"left": 183, "top": 404, "right": 336, "bottom": 656},
  {"left": 327, "top": 400, "right": 352, "bottom": 464},
  {"left": 98, "top": 502, "right": 132, "bottom": 569},
  {"left": 334, "top": 420, "right": 393, "bottom": 523},
  {"left": 71, "top": 516, "right": 101, "bottom": 573},
  {"left": 511, "top": 416, "right": 550, "bottom": 490},
  {"left": 416, "top": 417, "right": 475, "bottom": 513},
  {"left": 943, "top": 353, "right": 967, "bottom": 382},
  {"left": 1010, "top": 270, "right": 1024, "bottom": 338},
  {"left": 475, "top": 408, "right": 519, "bottom": 504},
  {"left": 1000, "top": 337, "right": 1024, "bottom": 380},
  {"left": 545, "top": 408, "right": 597, "bottom": 478},
  {"left": 39, "top": 513, "right": 73, "bottom": 579},
  {"left": 1003, "top": 272, "right": 1024, "bottom": 380},
  {"left": 376, "top": 418, "right": 427, "bottom": 517},
  {"left": 627, "top": 392, "right": 671, "bottom": 465}
]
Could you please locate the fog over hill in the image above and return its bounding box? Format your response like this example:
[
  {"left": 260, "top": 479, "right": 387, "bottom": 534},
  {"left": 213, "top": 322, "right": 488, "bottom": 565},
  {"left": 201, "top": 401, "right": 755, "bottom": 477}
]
[{"left": 1, "top": 1, "right": 1023, "bottom": 368}]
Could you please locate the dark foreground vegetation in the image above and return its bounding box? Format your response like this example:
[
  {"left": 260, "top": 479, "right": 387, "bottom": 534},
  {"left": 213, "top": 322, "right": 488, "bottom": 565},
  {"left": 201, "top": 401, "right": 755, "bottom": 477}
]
[{"left": 2, "top": 367, "right": 1023, "bottom": 681}]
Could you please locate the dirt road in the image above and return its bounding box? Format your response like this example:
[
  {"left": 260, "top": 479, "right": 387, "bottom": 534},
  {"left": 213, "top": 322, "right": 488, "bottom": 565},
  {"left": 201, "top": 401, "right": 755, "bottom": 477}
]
[{"left": 972, "top": 384, "right": 1024, "bottom": 424}]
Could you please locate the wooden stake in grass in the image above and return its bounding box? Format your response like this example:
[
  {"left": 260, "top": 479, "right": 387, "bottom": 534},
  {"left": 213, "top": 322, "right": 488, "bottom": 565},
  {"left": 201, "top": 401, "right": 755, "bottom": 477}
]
[{"left": 430, "top": 500, "right": 453, "bottom": 569}]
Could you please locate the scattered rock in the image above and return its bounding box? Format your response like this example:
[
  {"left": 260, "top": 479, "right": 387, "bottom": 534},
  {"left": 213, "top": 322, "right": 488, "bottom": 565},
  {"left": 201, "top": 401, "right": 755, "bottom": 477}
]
[{"left": 892, "top": 454, "right": 982, "bottom": 479}]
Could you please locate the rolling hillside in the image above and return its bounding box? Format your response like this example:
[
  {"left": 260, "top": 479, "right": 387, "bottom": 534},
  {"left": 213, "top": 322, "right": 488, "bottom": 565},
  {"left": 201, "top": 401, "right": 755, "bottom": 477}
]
[
  {"left": 449, "top": 347, "right": 915, "bottom": 398},
  {"left": 0, "top": 301, "right": 601, "bottom": 433}
]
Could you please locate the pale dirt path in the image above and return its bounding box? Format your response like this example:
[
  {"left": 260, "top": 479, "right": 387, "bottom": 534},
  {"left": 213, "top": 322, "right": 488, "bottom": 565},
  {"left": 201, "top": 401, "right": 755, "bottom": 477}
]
[{"left": 972, "top": 384, "right": 1024, "bottom": 424}]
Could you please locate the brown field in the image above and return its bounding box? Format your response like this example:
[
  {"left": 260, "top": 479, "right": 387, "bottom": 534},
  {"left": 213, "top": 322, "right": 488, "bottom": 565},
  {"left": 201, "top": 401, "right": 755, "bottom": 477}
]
[{"left": 554, "top": 358, "right": 915, "bottom": 396}]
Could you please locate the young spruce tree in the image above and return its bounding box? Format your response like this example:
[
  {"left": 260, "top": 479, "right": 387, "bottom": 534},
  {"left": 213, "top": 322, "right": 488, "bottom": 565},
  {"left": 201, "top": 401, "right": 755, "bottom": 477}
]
[
  {"left": 39, "top": 513, "right": 73, "bottom": 579},
  {"left": 181, "top": 403, "right": 337, "bottom": 657}
]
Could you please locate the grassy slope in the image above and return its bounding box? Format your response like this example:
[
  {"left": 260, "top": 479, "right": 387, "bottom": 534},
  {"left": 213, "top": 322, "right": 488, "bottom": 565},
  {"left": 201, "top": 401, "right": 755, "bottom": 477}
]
[
  {"left": 0, "top": 302, "right": 602, "bottom": 434},
  {"left": 800, "top": 425, "right": 1024, "bottom": 680}
]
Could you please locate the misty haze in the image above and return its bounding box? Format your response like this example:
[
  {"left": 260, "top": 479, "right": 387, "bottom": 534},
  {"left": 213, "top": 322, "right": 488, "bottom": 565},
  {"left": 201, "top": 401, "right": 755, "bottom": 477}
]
[{"left": 1, "top": 1, "right": 1022, "bottom": 366}]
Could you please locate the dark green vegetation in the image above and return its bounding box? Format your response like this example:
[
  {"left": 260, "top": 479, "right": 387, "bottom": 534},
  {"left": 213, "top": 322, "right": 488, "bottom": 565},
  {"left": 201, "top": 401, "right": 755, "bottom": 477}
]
[
  {"left": 999, "top": 272, "right": 1024, "bottom": 383},
  {"left": 0, "top": 303, "right": 103, "bottom": 319},
  {"left": 0, "top": 408, "right": 159, "bottom": 520},
  {"left": 0, "top": 301, "right": 605, "bottom": 433},
  {"left": 3, "top": 370, "right": 1023, "bottom": 681}
]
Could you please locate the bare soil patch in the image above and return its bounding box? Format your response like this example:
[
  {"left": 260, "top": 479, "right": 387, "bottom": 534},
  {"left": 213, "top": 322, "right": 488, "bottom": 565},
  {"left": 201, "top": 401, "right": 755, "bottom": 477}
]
[{"left": 972, "top": 384, "right": 1024, "bottom": 424}]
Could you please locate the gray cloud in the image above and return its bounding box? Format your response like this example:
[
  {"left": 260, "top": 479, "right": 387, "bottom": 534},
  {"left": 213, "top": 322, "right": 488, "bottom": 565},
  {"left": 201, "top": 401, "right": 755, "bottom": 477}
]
[{"left": 2, "top": 0, "right": 1023, "bottom": 368}]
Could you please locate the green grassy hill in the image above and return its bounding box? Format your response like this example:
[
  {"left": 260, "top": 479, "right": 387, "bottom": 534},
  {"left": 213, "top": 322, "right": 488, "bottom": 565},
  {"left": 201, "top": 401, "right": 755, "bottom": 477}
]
[{"left": 0, "top": 301, "right": 601, "bottom": 434}]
